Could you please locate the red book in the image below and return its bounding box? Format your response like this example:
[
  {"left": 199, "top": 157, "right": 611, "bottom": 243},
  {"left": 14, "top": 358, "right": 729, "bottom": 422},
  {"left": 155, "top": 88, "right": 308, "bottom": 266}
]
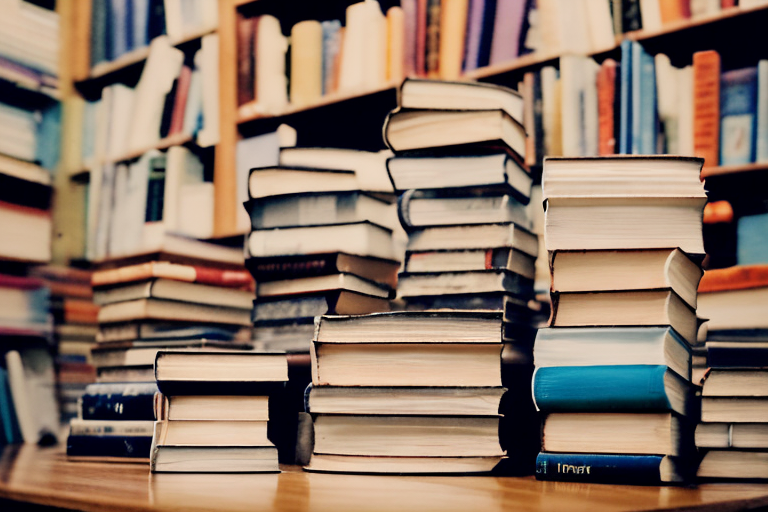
[
  {"left": 92, "top": 261, "right": 254, "bottom": 290},
  {"left": 597, "top": 59, "right": 618, "bottom": 156},
  {"left": 168, "top": 64, "right": 192, "bottom": 135},
  {"left": 0, "top": 273, "right": 45, "bottom": 290},
  {"left": 721, "top": 0, "right": 736, "bottom": 7},
  {"left": 699, "top": 264, "right": 768, "bottom": 294},
  {"left": 64, "top": 299, "right": 100, "bottom": 325},
  {"left": 236, "top": 13, "right": 255, "bottom": 106},
  {"left": 251, "top": 16, "right": 261, "bottom": 102},
  {"left": 693, "top": 50, "right": 721, "bottom": 167},
  {"left": 415, "top": 0, "right": 428, "bottom": 77}
]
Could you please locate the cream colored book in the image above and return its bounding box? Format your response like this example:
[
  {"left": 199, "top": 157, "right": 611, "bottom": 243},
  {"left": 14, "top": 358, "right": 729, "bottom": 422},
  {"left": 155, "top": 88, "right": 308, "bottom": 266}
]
[{"left": 289, "top": 20, "right": 323, "bottom": 107}]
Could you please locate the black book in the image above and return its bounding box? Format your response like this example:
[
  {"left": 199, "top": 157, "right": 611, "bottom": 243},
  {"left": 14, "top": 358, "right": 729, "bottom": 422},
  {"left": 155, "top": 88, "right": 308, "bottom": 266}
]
[
  {"left": 158, "top": 77, "right": 178, "bottom": 139},
  {"left": 67, "top": 434, "right": 152, "bottom": 459},
  {"left": 79, "top": 382, "right": 158, "bottom": 421},
  {"left": 0, "top": 173, "right": 52, "bottom": 210},
  {"left": 707, "top": 341, "right": 768, "bottom": 369}
]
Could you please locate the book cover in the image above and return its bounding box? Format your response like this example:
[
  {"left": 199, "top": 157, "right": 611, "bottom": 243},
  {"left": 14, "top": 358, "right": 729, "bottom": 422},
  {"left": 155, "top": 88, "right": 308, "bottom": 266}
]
[
  {"left": 488, "top": 0, "right": 527, "bottom": 66},
  {"left": 536, "top": 453, "right": 683, "bottom": 484},
  {"left": 80, "top": 382, "right": 158, "bottom": 421},
  {"left": 67, "top": 434, "right": 152, "bottom": 459},
  {"left": 425, "top": 0, "right": 441, "bottom": 78},
  {"left": 693, "top": 50, "right": 721, "bottom": 167},
  {"left": 619, "top": 40, "right": 632, "bottom": 154},
  {"left": 738, "top": 214, "right": 768, "bottom": 265},
  {"left": 597, "top": 59, "right": 618, "bottom": 155},
  {"left": 720, "top": 67, "right": 758, "bottom": 165}
]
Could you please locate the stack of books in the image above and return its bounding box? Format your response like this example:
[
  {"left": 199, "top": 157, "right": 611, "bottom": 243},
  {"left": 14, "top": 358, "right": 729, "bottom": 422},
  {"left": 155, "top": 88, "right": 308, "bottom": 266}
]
[
  {"left": 384, "top": 78, "right": 539, "bottom": 368},
  {"left": 66, "top": 238, "right": 255, "bottom": 461},
  {"left": 533, "top": 155, "right": 707, "bottom": 484},
  {"left": 304, "top": 311, "right": 515, "bottom": 474},
  {"left": 29, "top": 265, "right": 98, "bottom": 422},
  {"left": 150, "top": 350, "right": 288, "bottom": 473},
  {"left": 696, "top": 264, "right": 768, "bottom": 480}
]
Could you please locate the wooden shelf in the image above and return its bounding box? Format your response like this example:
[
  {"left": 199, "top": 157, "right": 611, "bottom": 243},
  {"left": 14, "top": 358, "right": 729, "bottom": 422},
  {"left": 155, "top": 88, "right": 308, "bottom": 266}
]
[
  {"left": 2, "top": 444, "right": 768, "bottom": 512},
  {"left": 702, "top": 162, "right": 768, "bottom": 179}
]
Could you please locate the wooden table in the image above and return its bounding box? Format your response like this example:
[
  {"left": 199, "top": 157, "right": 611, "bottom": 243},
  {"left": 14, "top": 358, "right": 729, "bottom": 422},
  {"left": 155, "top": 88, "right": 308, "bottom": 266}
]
[{"left": 2, "top": 444, "right": 768, "bottom": 512}]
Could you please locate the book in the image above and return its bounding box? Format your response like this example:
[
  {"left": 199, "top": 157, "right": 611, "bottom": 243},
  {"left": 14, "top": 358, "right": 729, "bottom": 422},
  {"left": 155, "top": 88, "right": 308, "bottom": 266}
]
[
  {"left": 337, "top": 1, "right": 386, "bottom": 93},
  {"left": 0, "top": 200, "right": 51, "bottom": 263},
  {"left": 246, "top": 252, "right": 399, "bottom": 287},
  {"left": 96, "top": 321, "right": 250, "bottom": 343},
  {"left": 406, "top": 223, "right": 538, "bottom": 255},
  {"left": 693, "top": 50, "right": 721, "bottom": 167},
  {"left": 153, "top": 420, "right": 270, "bottom": 446},
  {"left": 305, "top": 454, "right": 501, "bottom": 474},
  {"left": 6, "top": 349, "right": 59, "bottom": 444},
  {"left": 757, "top": 60, "right": 768, "bottom": 162},
  {"left": 0, "top": 367, "right": 22, "bottom": 445},
  {"left": 533, "top": 365, "right": 693, "bottom": 416},
  {"left": 247, "top": 222, "right": 396, "bottom": 261},
  {"left": 154, "top": 351, "right": 288, "bottom": 396},
  {"left": 289, "top": 20, "right": 323, "bottom": 107},
  {"left": 438, "top": 0, "right": 467, "bottom": 80},
  {"left": 703, "top": 369, "right": 768, "bottom": 395},
  {"left": 92, "top": 261, "right": 253, "bottom": 289},
  {"left": 93, "top": 279, "right": 254, "bottom": 309},
  {"left": 425, "top": 0, "right": 440, "bottom": 78},
  {"left": 256, "top": 291, "right": 390, "bottom": 322},
  {"left": 247, "top": 192, "right": 396, "bottom": 231},
  {"left": 160, "top": 395, "right": 269, "bottom": 421},
  {"left": 550, "top": 249, "right": 702, "bottom": 309},
  {"left": 720, "top": 67, "right": 758, "bottom": 165},
  {"left": 386, "top": 153, "right": 531, "bottom": 201},
  {"left": 322, "top": 20, "right": 343, "bottom": 94},
  {"left": 150, "top": 445, "right": 279, "bottom": 473},
  {"left": 0, "top": 274, "right": 51, "bottom": 335},
  {"left": 699, "top": 264, "right": 768, "bottom": 293},
  {"left": 384, "top": 108, "right": 526, "bottom": 157},
  {"left": 97, "top": 298, "right": 251, "bottom": 326},
  {"left": 597, "top": 59, "right": 618, "bottom": 156},
  {"left": 737, "top": 214, "right": 768, "bottom": 265},
  {"left": 305, "top": 385, "right": 506, "bottom": 416},
  {"left": 67, "top": 434, "right": 152, "bottom": 460},
  {"left": 618, "top": 40, "right": 633, "bottom": 154},
  {"left": 542, "top": 412, "right": 692, "bottom": 456},
  {"left": 90, "top": 339, "right": 251, "bottom": 370},
  {"left": 543, "top": 196, "right": 707, "bottom": 256},
  {"left": 397, "top": 270, "right": 533, "bottom": 299},
  {"left": 398, "top": 190, "right": 529, "bottom": 231},
  {"left": 534, "top": 327, "right": 692, "bottom": 380},
  {"left": 258, "top": 273, "right": 391, "bottom": 299},
  {"left": 462, "top": 0, "right": 497, "bottom": 72},
  {"left": 236, "top": 13, "right": 255, "bottom": 106},
  {"left": 696, "top": 423, "right": 768, "bottom": 449},
  {"left": 550, "top": 290, "right": 697, "bottom": 345},
  {"left": 706, "top": 343, "right": 768, "bottom": 369},
  {"left": 630, "top": 37, "right": 657, "bottom": 155},
  {"left": 698, "top": 285, "right": 768, "bottom": 331},
  {"left": 247, "top": 167, "right": 359, "bottom": 199},
  {"left": 701, "top": 397, "right": 768, "bottom": 423},
  {"left": 254, "top": 15, "right": 288, "bottom": 114},
  {"left": 535, "top": 452, "right": 687, "bottom": 484},
  {"left": 697, "top": 451, "right": 768, "bottom": 480},
  {"left": 68, "top": 419, "right": 154, "bottom": 437},
  {"left": 404, "top": 247, "right": 535, "bottom": 278},
  {"left": 79, "top": 382, "right": 158, "bottom": 420},
  {"left": 488, "top": 0, "right": 527, "bottom": 66},
  {"left": 311, "top": 415, "right": 503, "bottom": 457}
]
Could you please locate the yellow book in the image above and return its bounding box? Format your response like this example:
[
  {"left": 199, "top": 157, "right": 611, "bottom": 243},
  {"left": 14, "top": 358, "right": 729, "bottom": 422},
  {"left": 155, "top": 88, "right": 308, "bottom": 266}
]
[
  {"left": 386, "top": 7, "right": 405, "bottom": 84},
  {"left": 290, "top": 20, "right": 323, "bottom": 107},
  {"left": 439, "top": 0, "right": 468, "bottom": 80}
]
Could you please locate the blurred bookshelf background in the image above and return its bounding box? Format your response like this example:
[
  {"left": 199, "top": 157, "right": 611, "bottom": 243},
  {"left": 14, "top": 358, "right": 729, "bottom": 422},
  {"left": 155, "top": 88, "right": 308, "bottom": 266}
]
[{"left": 1, "top": 0, "right": 768, "bottom": 491}]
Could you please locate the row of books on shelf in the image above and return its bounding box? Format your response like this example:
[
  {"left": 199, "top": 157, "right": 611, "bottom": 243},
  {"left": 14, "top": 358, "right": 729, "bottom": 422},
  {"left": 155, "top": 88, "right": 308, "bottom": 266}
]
[
  {"left": 0, "top": 100, "right": 60, "bottom": 172},
  {"left": 89, "top": 0, "right": 217, "bottom": 69},
  {"left": 0, "top": 0, "right": 58, "bottom": 86}
]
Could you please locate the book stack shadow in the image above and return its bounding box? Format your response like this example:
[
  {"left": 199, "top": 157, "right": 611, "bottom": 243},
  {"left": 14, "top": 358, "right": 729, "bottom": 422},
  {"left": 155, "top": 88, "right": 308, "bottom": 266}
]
[
  {"left": 533, "top": 155, "right": 708, "bottom": 484},
  {"left": 383, "top": 78, "right": 541, "bottom": 471},
  {"left": 696, "top": 264, "right": 768, "bottom": 480},
  {"left": 66, "top": 239, "right": 255, "bottom": 461}
]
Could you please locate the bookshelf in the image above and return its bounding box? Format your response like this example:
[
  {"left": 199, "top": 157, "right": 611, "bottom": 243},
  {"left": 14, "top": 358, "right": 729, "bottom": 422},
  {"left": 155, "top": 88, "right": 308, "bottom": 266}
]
[{"left": 2, "top": 443, "right": 768, "bottom": 512}]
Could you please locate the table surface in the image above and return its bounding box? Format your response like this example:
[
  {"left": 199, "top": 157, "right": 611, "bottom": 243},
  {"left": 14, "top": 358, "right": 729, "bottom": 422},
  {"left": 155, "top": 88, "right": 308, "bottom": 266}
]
[{"left": 2, "top": 444, "right": 768, "bottom": 512}]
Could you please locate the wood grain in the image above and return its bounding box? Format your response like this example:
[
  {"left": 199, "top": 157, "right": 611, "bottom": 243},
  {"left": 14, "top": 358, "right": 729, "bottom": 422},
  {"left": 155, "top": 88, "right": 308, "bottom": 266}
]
[{"left": 2, "top": 444, "right": 768, "bottom": 512}]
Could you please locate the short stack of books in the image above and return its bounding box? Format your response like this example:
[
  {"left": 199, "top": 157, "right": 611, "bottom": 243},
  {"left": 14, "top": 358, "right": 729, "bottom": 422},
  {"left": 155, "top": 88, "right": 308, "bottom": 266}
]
[
  {"left": 533, "top": 155, "right": 707, "bottom": 484},
  {"left": 30, "top": 265, "right": 98, "bottom": 422},
  {"left": 384, "top": 78, "right": 539, "bottom": 367},
  {"left": 150, "top": 350, "right": 288, "bottom": 473},
  {"left": 67, "top": 237, "right": 256, "bottom": 461},
  {"left": 305, "top": 311, "right": 522, "bottom": 474},
  {"left": 696, "top": 264, "right": 768, "bottom": 480}
]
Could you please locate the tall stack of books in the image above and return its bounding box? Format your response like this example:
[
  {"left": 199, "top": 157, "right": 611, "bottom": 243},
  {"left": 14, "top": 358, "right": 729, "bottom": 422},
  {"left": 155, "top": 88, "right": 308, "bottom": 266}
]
[
  {"left": 533, "top": 155, "right": 707, "bottom": 485},
  {"left": 150, "top": 350, "right": 288, "bottom": 473},
  {"left": 29, "top": 265, "right": 98, "bottom": 422},
  {"left": 305, "top": 311, "right": 514, "bottom": 474},
  {"left": 66, "top": 236, "right": 255, "bottom": 461},
  {"left": 696, "top": 264, "right": 768, "bottom": 480}
]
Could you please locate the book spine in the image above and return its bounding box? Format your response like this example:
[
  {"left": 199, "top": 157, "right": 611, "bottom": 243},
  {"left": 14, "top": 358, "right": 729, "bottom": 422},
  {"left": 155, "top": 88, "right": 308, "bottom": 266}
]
[
  {"left": 707, "top": 345, "right": 768, "bottom": 369},
  {"left": 415, "top": 0, "right": 428, "bottom": 77},
  {"left": 621, "top": 0, "right": 643, "bottom": 32},
  {"left": 639, "top": 47, "right": 658, "bottom": 154},
  {"left": 462, "top": 0, "right": 485, "bottom": 72},
  {"left": 236, "top": 13, "right": 255, "bottom": 106},
  {"left": 535, "top": 452, "right": 665, "bottom": 484},
  {"left": 597, "top": 59, "right": 617, "bottom": 155},
  {"left": 245, "top": 254, "right": 344, "bottom": 282},
  {"left": 396, "top": 189, "right": 415, "bottom": 231},
  {"left": 630, "top": 41, "right": 643, "bottom": 154},
  {"left": 476, "top": 0, "right": 497, "bottom": 68},
  {"left": 719, "top": 67, "right": 758, "bottom": 165},
  {"left": 425, "top": 0, "right": 441, "bottom": 78},
  {"left": 693, "top": 50, "right": 721, "bottom": 167},
  {"left": 80, "top": 392, "right": 156, "bottom": 421},
  {"left": 67, "top": 434, "right": 152, "bottom": 458},
  {"left": 402, "top": 0, "right": 418, "bottom": 77},
  {"left": 533, "top": 365, "right": 673, "bottom": 412},
  {"left": 757, "top": 61, "right": 768, "bottom": 162},
  {"left": 619, "top": 40, "right": 632, "bottom": 154},
  {"left": 69, "top": 421, "right": 154, "bottom": 437}
]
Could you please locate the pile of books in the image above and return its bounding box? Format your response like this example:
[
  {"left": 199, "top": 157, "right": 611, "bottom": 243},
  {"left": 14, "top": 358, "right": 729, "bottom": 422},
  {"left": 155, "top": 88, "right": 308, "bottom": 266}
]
[
  {"left": 696, "top": 264, "right": 768, "bottom": 480},
  {"left": 66, "top": 237, "right": 255, "bottom": 461},
  {"left": 29, "top": 265, "right": 98, "bottom": 422},
  {"left": 533, "top": 155, "right": 707, "bottom": 484},
  {"left": 305, "top": 311, "right": 512, "bottom": 474},
  {"left": 0, "top": 0, "right": 58, "bottom": 90},
  {"left": 150, "top": 350, "right": 288, "bottom": 473}
]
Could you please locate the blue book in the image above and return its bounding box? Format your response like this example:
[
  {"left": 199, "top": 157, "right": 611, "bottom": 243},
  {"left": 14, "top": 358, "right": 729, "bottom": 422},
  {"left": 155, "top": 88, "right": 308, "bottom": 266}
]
[
  {"left": 533, "top": 365, "right": 693, "bottom": 416},
  {"left": 619, "top": 40, "right": 632, "bottom": 154},
  {"left": 720, "top": 67, "right": 758, "bottom": 165},
  {"left": 476, "top": 0, "right": 498, "bottom": 68},
  {"left": 35, "top": 102, "right": 61, "bottom": 171},
  {"left": 737, "top": 212, "right": 768, "bottom": 265},
  {"left": 320, "top": 20, "right": 342, "bottom": 97},
  {"left": 132, "top": 0, "right": 150, "bottom": 49},
  {"left": 535, "top": 452, "right": 688, "bottom": 484},
  {"left": 0, "top": 368, "right": 23, "bottom": 445},
  {"left": 109, "top": 0, "right": 128, "bottom": 60},
  {"left": 79, "top": 382, "right": 158, "bottom": 421},
  {"left": 630, "top": 42, "right": 656, "bottom": 154},
  {"left": 125, "top": 0, "right": 135, "bottom": 51}
]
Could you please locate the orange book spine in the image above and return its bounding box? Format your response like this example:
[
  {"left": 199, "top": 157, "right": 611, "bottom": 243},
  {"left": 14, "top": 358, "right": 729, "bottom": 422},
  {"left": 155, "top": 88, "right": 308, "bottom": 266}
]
[
  {"left": 597, "top": 59, "right": 618, "bottom": 156},
  {"left": 699, "top": 264, "right": 768, "bottom": 293},
  {"left": 523, "top": 72, "right": 535, "bottom": 167},
  {"left": 693, "top": 50, "right": 721, "bottom": 167},
  {"left": 659, "top": 0, "right": 690, "bottom": 24}
]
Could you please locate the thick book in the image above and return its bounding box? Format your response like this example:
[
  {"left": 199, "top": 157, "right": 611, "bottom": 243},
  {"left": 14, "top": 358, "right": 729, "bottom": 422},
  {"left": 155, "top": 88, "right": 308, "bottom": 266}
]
[
  {"left": 550, "top": 289, "right": 698, "bottom": 345},
  {"left": 697, "top": 450, "right": 768, "bottom": 480},
  {"left": 701, "top": 397, "right": 768, "bottom": 423},
  {"left": 79, "top": 382, "right": 158, "bottom": 421},
  {"left": 246, "top": 252, "right": 399, "bottom": 287},
  {"left": 150, "top": 445, "right": 279, "bottom": 473},
  {"left": 305, "top": 453, "right": 502, "bottom": 475},
  {"left": 90, "top": 339, "right": 251, "bottom": 370},
  {"left": 696, "top": 423, "right": 768, "bottom": 450},
  {"left": 154, "top": 351, "right": 288, "bottom": 396},
  {"left": 396, "top": 270, "right": 533, "bottom": 300},
  {"left": 152, "top": 419, "right": 270, "bottom": 447},
  {"left": 406, "top": 222, "right": 538, "bottom": 256},
  {"left": 698, "top": 284, "right": 768, "bottom": 332},
  {"left": 97, "top": 298, "right": 252, "bottom": 326},
  {"left": 706, "top": 342, "right": 768, "bottom": 368},
  {"left": 386, "top": 152, "right": 531, "bottom": 201},
  {"left": 533, "top": 365, "right": 694, "bottom": 416},
  {"left": 543, "top": 196, "right": 707, "bottom": 256},
  {"left": 550, "top": 249, "right": 702, "bottom": 309},
  {"left": 247, "top": 221, "right": 396, "bottom": 262},
  {"left": 404, "top": 247, "right": 535, "bottom": 278},
  {"left": 247, "top": 167, "right": 359, "bottom": 200},
  {"left": 92, "top": 261, "right": 253, "bottom": 289},
  {"left": 246, "top": 191, "right": 395, "bottom": 231},
  {"left": 67, "top": 434, "right": 152, "bottom": 459},
  {"left": 535, "top": 452, "right": 687, "bottom": 484},
  {"left": 254, "top": 290, "right": 390, "bottom": 322},
  {"left": 720, "top": 67, "right": 757, "bottom": 165},
  {"left": 158, "top": 394, "right": 269, "bottom": 421},
  {"left": 93, "top": 279, "right": 254, "bottom": 309},
  {"left": 384, "top": 108, "right": 526, "bottom": 158},
  {"left": 534, "top": 327, "right": 691, "bottom": 381},
  {"left": 96, "top": 321, "right": 250, "bottom": 344},
  {"left": 68, "top": 419, "right": 154, "bottom": 437},
  {"left": 702, "top": 369, "right": 768, "bottom": 396},
  {"left": 257, "top": 273, "right": 392, "bottom": 300},
  {"left": 397, "top": 190, "right": 530, "bottom": 231}
]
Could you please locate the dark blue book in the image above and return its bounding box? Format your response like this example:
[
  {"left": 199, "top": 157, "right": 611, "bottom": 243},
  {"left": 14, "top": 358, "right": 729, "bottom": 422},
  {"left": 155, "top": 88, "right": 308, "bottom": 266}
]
[
  {"left": 536, "top": 452, "right": 688, "bottom": 484},
  {"left": 631, "top": 42, "right": 657, "bottom": 154},
  {"left": 720, "top": 67, "right": 758, "bottom": 165},
  {"left": 147, "top": 0, "right": 166, "bottom": 41},
  {"left": 79, "top": 382, "right": 158, "bottom": 421},
  {"left": 737, "top": 212, "right": 768, "bottom": 265},
  {"left": 533, "top": 365, "right": 694, "bottom": 416},
  {"left": 619, "top": 40, "right": 632, "bottom": 154},
  {"left": 109, "top": 0, "right": 128, "bottom": 59},
  {"left": 132, "top": 0, "right": 150, "bottom": 49},
  {"left": 707, "top": 341, "right": 768, "bottom": 368},
  {"left": 67, "top": 434, "right": 152, "bottom": 459},
  {"left": 476, "top": 0, "right": 498, "bottom": 68}
]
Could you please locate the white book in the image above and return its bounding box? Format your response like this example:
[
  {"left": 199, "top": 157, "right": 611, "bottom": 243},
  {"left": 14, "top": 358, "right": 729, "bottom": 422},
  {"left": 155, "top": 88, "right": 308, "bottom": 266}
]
[
  {"left": 197, "top": 34, "right": 220, "bottom": 147},
  {"left": 757, "top": 60, "right": 768, "bottom": 162},
  {"left": 255, "top": 16, "right": 288, "bottom": 114}
]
